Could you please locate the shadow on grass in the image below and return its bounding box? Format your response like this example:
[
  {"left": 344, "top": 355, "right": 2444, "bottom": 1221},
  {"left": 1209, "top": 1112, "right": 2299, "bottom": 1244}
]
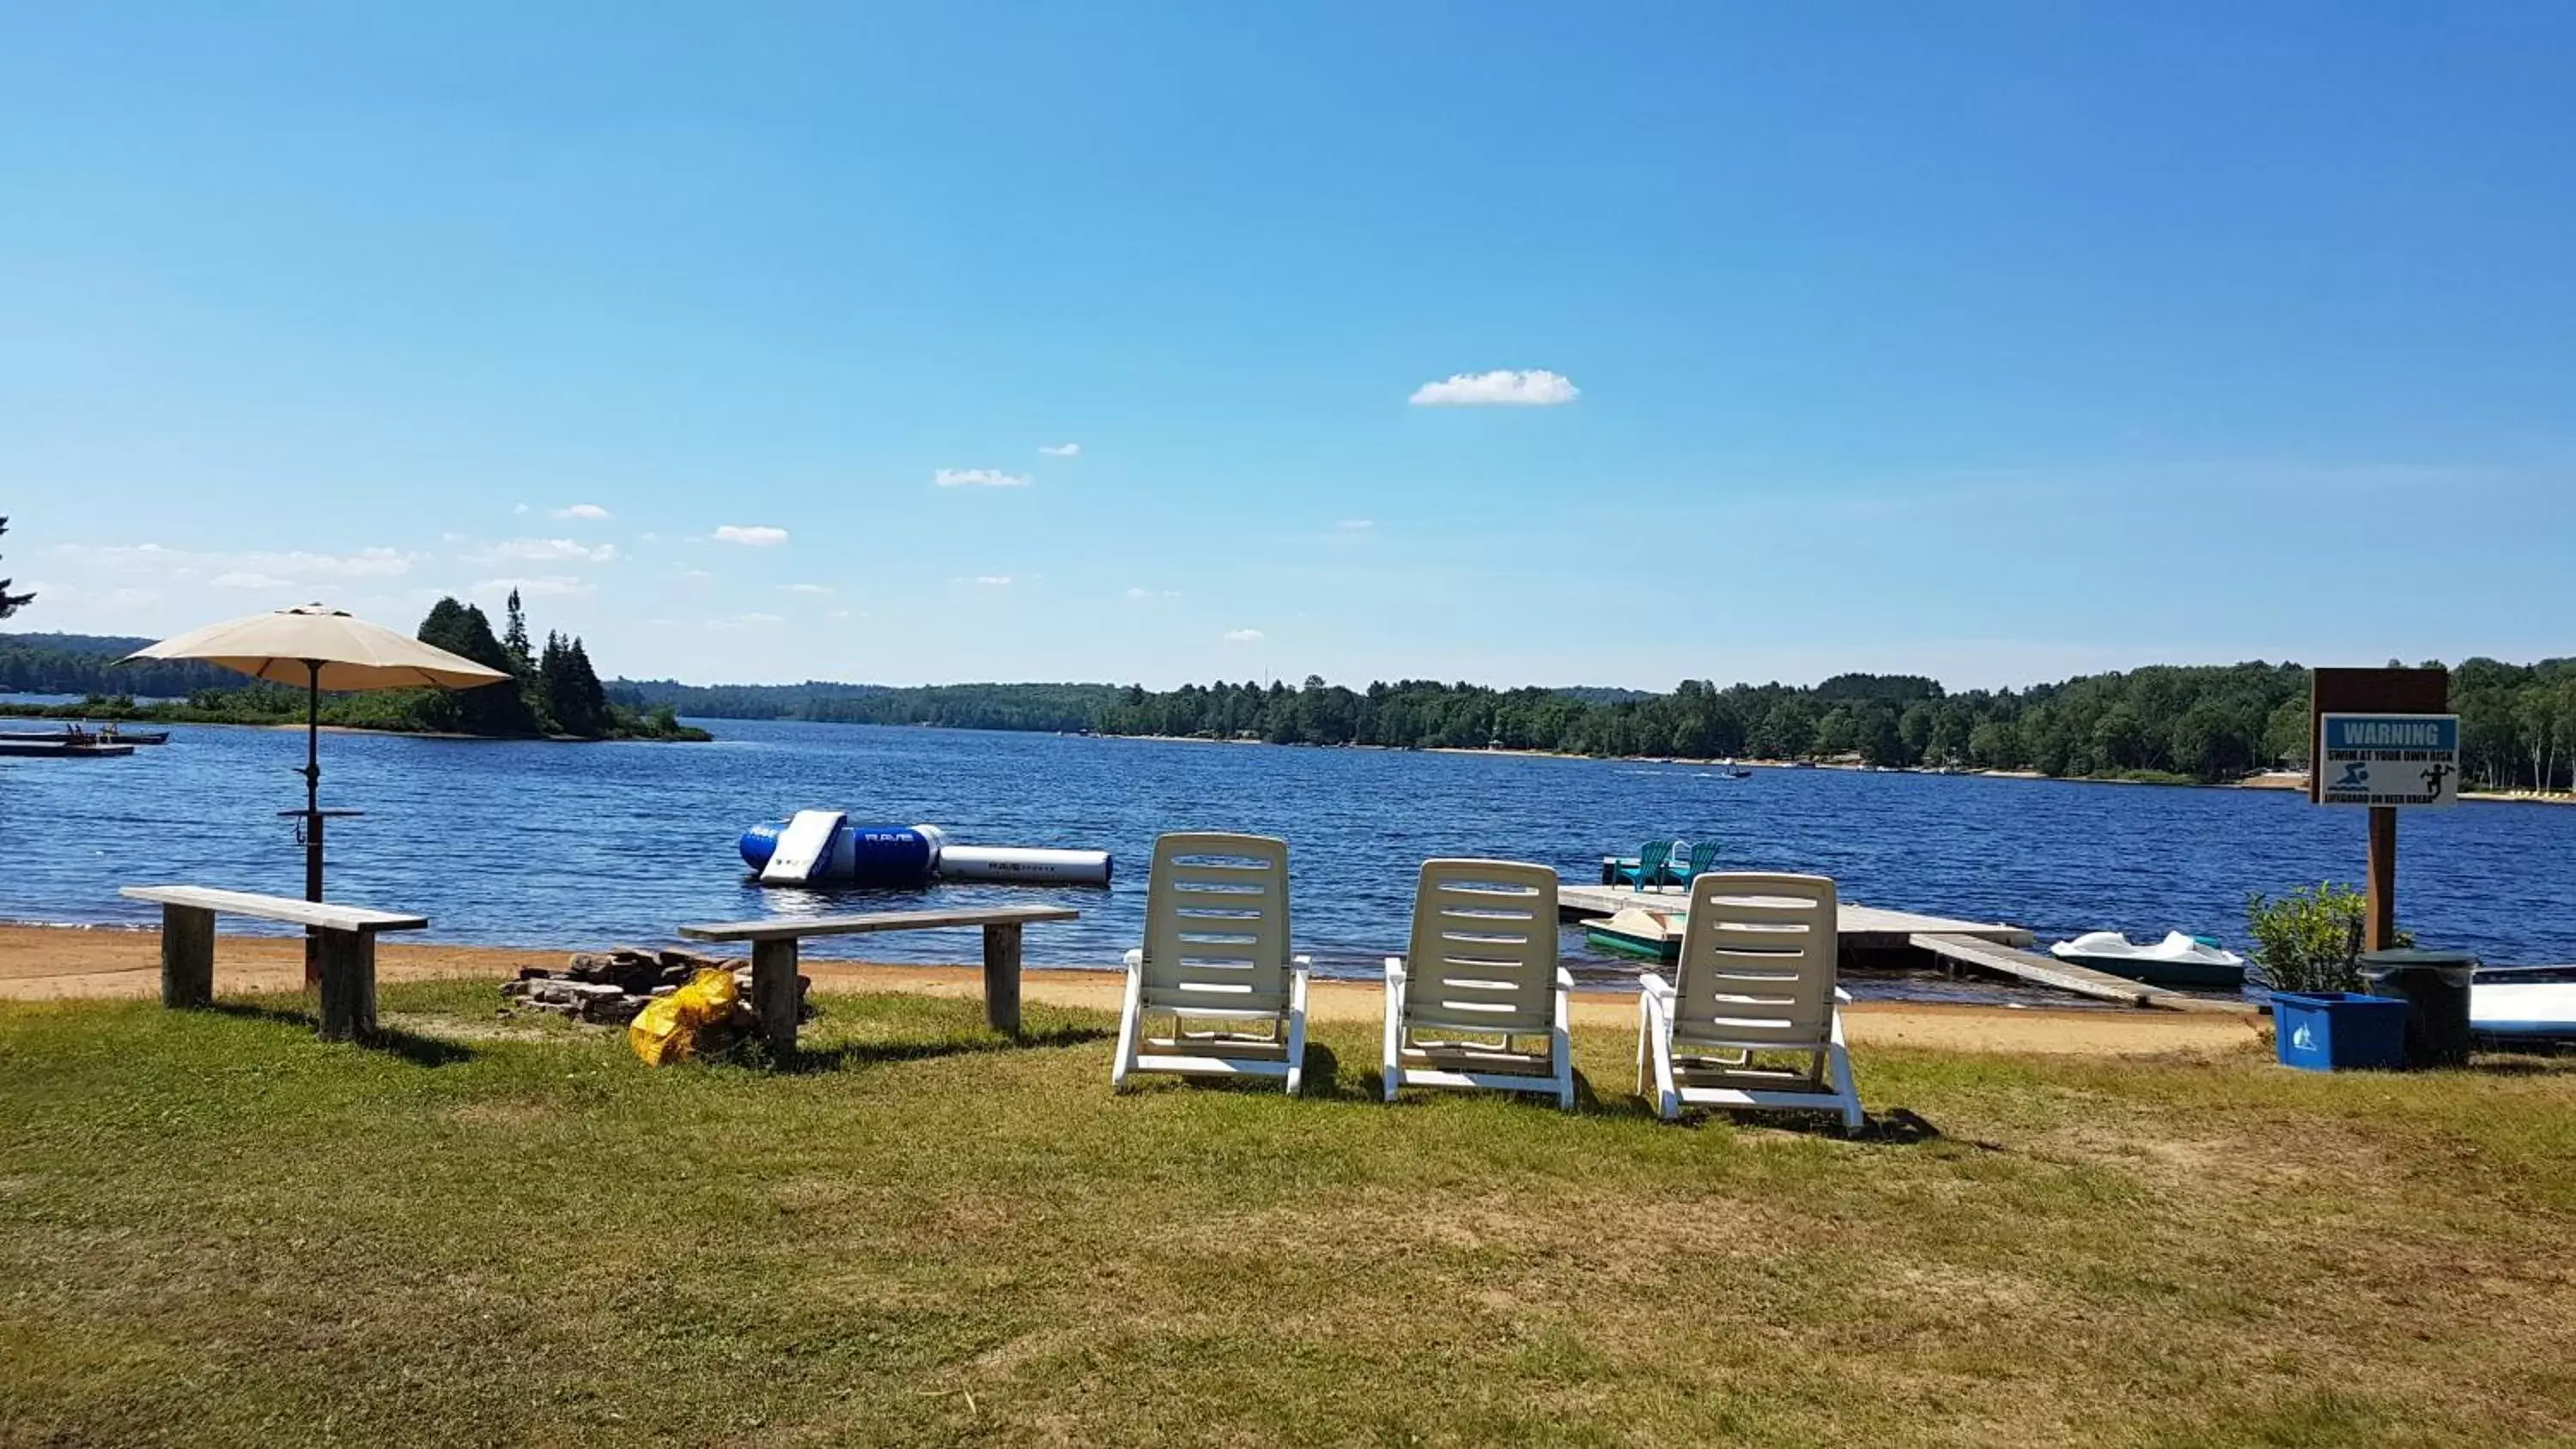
[
  {"left": 204, "top": 1000, "right": 477, "bottom": 1067},
  {"left": 1111, "top": 1043, "right": 1346, "bottom": 1098},
  {"left": 769, "top": 1022, "right": 1113, "bottom": 1076}
]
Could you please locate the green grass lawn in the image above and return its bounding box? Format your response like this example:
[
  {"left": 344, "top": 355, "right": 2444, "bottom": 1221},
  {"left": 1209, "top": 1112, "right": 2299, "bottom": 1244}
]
[{"left": 3, "top": 985, "right": 2572, "bottom": 1447}]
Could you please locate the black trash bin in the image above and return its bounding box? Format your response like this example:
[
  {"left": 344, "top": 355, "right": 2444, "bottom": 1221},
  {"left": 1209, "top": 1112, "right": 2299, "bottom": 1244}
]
[{"left": 2358, "top": 949, "right": 2478, "bottom": 1069}]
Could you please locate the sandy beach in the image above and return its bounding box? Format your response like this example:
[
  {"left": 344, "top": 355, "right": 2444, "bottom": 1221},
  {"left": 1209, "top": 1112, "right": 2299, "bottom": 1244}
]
[{"left": 0, "top": 925, "right": 2263, "bottom": 1057}]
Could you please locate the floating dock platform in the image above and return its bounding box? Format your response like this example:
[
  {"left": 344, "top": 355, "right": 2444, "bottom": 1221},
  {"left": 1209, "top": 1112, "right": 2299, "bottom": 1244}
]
[
  {"left": 1558, "top": 882, "right": 2033, "bottom": 950},
  {"left": 1559, "top": 882, "right": 2251, "bottom": 1012}
]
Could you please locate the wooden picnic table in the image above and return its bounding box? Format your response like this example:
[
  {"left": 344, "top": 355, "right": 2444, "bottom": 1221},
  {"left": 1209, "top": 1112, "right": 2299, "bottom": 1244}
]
[{"left": 678, "top": 904, "right": 1081, "bottom": 1048}]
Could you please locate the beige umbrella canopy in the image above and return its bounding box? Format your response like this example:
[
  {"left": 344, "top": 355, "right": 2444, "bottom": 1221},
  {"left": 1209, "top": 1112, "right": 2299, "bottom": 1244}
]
[
  {"left": 125, "top": 603, "right": 511, "bottom": 691},
  {"left": 122, "top": 604, "right": 511, "bottom": 924}
]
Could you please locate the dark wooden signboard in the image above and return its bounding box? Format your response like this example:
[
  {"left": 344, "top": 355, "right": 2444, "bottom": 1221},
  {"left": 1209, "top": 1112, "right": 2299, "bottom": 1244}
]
[{"left": 2309, "top": 666, "right": 2451, "bottom": 950}]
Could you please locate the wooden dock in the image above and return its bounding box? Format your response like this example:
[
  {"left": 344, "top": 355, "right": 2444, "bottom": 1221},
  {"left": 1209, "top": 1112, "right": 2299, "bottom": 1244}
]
[
  {"left": 1907, "top": 931, "right": 2167, "bottom": 1007},
  {"left": 1558, "top": 882, "right": 2034, "bottom": 951},
  {"left": 1906, "top": 933, "right": 2256, "bottom": 1014}
]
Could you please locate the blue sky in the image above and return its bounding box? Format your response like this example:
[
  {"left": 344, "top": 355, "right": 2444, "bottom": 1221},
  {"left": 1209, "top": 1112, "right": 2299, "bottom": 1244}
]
[{"left": 4, "top": 3, "right": 2572, "bottom": 689}]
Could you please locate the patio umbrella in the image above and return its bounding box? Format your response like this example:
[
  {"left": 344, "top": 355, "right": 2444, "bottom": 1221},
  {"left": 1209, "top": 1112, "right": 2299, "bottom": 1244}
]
[{"left": 122, "top": 604, "right": 511, "bottom": 968}]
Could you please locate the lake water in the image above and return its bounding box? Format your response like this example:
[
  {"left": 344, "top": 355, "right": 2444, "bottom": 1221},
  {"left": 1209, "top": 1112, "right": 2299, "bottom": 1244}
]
[{"left": 5, "top": 716, "right": 2573, "bottom": 995}]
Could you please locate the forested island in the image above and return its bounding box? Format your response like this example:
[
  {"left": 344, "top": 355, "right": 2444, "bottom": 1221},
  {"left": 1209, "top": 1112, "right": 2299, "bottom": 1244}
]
[
  {"left": 0, "top": 593, "right": 704, "bottom": 742},
  {"left": 607, "top": 658, "right": 2576, "bottom": 790}
]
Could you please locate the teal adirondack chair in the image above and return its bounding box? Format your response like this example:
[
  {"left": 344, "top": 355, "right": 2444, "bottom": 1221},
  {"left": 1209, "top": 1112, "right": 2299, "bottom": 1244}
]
[
  {"left": 1614, "top": 840, "right": 1674, "bottom": 890},
  {"left": 1671, "top": 839, "right": 1720, "bottom": 887}
]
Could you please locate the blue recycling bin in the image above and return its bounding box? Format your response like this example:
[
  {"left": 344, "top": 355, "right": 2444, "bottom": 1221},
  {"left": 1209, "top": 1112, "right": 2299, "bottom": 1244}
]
[{"left": 2272, "top": 991, "right": 2411, "bottom": 1072}]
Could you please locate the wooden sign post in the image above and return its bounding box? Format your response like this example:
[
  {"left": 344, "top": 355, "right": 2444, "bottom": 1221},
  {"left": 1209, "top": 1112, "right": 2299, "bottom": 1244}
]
[{"left": 2309, "top": 667, "right": 2454, "bottom": 950}]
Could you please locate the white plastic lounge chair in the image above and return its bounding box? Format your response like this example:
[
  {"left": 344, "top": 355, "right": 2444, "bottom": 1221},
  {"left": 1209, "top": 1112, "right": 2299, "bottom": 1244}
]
[
  {"left": 1636, "top": 871, "right": 1862, "bottom": 1131},
  {"left": 1114, "top": 832, "right": 1310, "bottom": 1094},
  {"left": 1382, "top": 859, "right": 1573, "bottom": 1108}
]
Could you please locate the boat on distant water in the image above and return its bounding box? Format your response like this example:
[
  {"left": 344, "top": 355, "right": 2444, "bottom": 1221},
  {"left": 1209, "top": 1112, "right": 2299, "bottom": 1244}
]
[
  {"left": 1584, "top": 906, "right": 1682, "bottom": 962},
  {"left": 0, "top": 724, "right": 168, "bottom": 745},
  {"left": 2049, "top": 930, "right": 2245, "bottom": 989},
  {"left": 0, "top": 737, "right": 135, "bottom": 759}
]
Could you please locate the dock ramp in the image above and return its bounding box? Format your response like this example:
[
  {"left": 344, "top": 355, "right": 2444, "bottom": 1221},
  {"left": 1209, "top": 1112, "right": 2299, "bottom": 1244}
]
[{"left": 1909, "top": 931, "right": 2176, "bottom": 1008}]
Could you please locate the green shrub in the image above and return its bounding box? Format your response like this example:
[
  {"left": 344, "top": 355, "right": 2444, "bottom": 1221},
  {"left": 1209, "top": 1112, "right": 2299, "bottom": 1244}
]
[{"left": 2245, "top": 882, "right": 2407, "bottom": 994}]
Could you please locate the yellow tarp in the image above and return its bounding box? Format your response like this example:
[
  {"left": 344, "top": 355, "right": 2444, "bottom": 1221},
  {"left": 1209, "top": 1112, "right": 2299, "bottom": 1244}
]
[{"left": 628, "top": 967, "right": 740, "bottom": 1066}]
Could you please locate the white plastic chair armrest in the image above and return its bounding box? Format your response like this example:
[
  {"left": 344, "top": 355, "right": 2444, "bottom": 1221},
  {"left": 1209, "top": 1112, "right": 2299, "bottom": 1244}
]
[
  {"left": 1833, "top": 986, "right": 1852, "bottom": 1003},
  {"left": 1638, "top": 972, "right": 1676, "bottom": 1001},
  {"left": 1292, "top": 955, "right": 1313, "bottom": 967},
  {"left": 1384, "top": 955, "right": 1407, "bottom": 985},
  {"left": 1554, "top": 967, "right": 1576, "bottom": 991},
  {"left": 1122, "top": 948, "right": 1143, "bottom": 973}
]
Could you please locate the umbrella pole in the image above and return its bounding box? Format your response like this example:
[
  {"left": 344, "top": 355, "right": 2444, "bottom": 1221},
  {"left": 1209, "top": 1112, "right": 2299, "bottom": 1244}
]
[{"left": 302, "top": 660, "right": 324, "bottom": 988}]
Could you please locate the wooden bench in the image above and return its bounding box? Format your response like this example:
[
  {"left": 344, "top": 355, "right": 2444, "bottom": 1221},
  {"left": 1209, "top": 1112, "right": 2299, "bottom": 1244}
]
[
  {"left": 120, "top": 885, "right": 429, "bottom": 1040},
  {"left": 678, "top": 905, "right": 1081, "bottom": 1048}
]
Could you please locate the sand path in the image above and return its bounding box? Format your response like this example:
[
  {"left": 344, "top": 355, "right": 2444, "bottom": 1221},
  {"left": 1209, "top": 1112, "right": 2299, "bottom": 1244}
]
[{"left": 0, "top": 925, "right": 2263, "bottom": 1057}]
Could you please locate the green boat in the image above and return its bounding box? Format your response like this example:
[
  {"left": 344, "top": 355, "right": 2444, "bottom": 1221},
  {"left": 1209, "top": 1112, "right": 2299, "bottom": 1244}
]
[{"left": 1583, "top": 907, "right": 1681, "bottom": 962}]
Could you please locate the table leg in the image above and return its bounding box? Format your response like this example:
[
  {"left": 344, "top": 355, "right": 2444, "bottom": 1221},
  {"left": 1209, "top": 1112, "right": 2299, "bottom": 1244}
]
[
  {"left": 751, "top": 937, "right": 800, "bottom": 1051},
  {"left": 161, "top": 904, "right": 215, "bottom": 1009},
  {"left": 982, "top": 922, "right": 1023, "bottom": 1038},
  {"left": 316, "top": 929, "right": 377, "bottom": 1040}
]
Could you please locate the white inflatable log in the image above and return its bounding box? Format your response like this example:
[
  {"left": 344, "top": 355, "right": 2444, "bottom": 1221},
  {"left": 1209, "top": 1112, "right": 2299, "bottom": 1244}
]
[{"left": 935, "top": 845, "right": 1114, "bottom": 886}]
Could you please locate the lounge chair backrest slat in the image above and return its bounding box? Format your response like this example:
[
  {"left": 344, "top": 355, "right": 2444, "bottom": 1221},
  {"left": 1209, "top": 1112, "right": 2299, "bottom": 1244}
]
[
  {"left": 1400, "top": 859, "right": 1559, "bottom": 1035},
  {"left": 1671, "top": 872, "right": 1838, "bottom": 1051},
  {"left": 1141, "top": 832, "right": 1292, "bottom": 1014}
]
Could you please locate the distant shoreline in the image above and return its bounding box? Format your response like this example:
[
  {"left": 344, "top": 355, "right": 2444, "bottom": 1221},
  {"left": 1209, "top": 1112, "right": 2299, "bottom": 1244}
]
[{"left": 1090, "top": 731, "right": 2575, "bottom": 803}]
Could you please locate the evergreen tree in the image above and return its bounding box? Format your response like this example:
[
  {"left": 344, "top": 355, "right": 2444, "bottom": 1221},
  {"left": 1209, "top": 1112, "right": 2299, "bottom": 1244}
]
[
  {"left": 0, "top": 518, "right": 33, "bottom": 620},
  {"left": 536, "top": 631, "right": 571, "bottom": 735},
  {"left": 532, "top": 630, "right": 612, "bottom": 737},
  {"left": 416, "top": 597, "right": 540, "bottom": 736},
  {"left": 562, "top": 638, "right": 611, "bottom": 737},
  {"left": 501, "top": 588, "right": 534, "bottom": 672}
]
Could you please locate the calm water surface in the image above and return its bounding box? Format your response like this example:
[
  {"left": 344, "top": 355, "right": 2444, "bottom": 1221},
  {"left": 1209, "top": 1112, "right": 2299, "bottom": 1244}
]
[{"left": 6, "top": 718, "right": 2573, "bottom": 994}]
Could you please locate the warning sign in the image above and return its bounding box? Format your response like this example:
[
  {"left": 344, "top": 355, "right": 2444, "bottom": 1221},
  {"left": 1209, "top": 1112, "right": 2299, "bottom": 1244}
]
[{"left": 2316, "top": 713, "right": 2460, "bottom": 809}]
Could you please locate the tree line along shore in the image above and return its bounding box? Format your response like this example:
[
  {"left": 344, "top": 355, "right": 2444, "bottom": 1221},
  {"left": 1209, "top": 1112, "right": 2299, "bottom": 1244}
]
[
  {"left": 605, "top": 658, "right": 2576, "bottom": 789},
  {"left": 0, "top": 593, "right": 705, "bottom": 742},
  {"left": 13, "top": 633, "right": 2576, "bottom": 787}
]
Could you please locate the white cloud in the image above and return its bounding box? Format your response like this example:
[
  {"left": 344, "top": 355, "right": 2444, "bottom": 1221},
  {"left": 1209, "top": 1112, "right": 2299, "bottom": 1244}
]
[
  {"left": 1038, "top": 443, "right": 1081, "bottom": 458},
  {"left": 934, "top": 468, "right": 1031, "bottom": 488},
  {"left": 956, "top": 574, "right": 1012, "bottom": 587},
  {"left": 1223, "top": 628, "right": 1265, "bottom": 643},
  {"left": 550, "top": 503, "right": 612, "bottom": 521},
  {"left": 53, "top": 543, "right": 415, "bottom": 580},
  {"left": 53, "top": 543, "right": 192, "bottom": 574},
  {"left": 779, "top": 583, "right": 833, "bottom": 595},
  {"left": 472, "top": 575, "right": 592, "bottom": 599},
  {"left": 513, "top": 503, "right": 531, "bottom": 515},
  {"left": 673, "top": 568, "right": 716, "bottom": 583},
  {"left": 21, "top": 580, "right": 157, "bottom": 609},
  {"left": 480, "top": 537, "right": 620, "bottom": 564},
  {"left": 252, "top": 547, "right": 416, "bottom": 579},
  {"left": 210, "top": 571, "right": 294, "bottom": 590},
  {"left": 1123, "top": 586, "right": 1180, "bottom": 600},
  {"left": 1335, "top": 518, "right": 1375, "bottom": 531},
  {"left": 711, "top": 524, "right": 789, "bottom": 546},
  {"left": 709, "top": 611, "right": 783, "bottom": 628},
  {"left": 1407, "top": 368, "right": 1580, "bottom": 407}
]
